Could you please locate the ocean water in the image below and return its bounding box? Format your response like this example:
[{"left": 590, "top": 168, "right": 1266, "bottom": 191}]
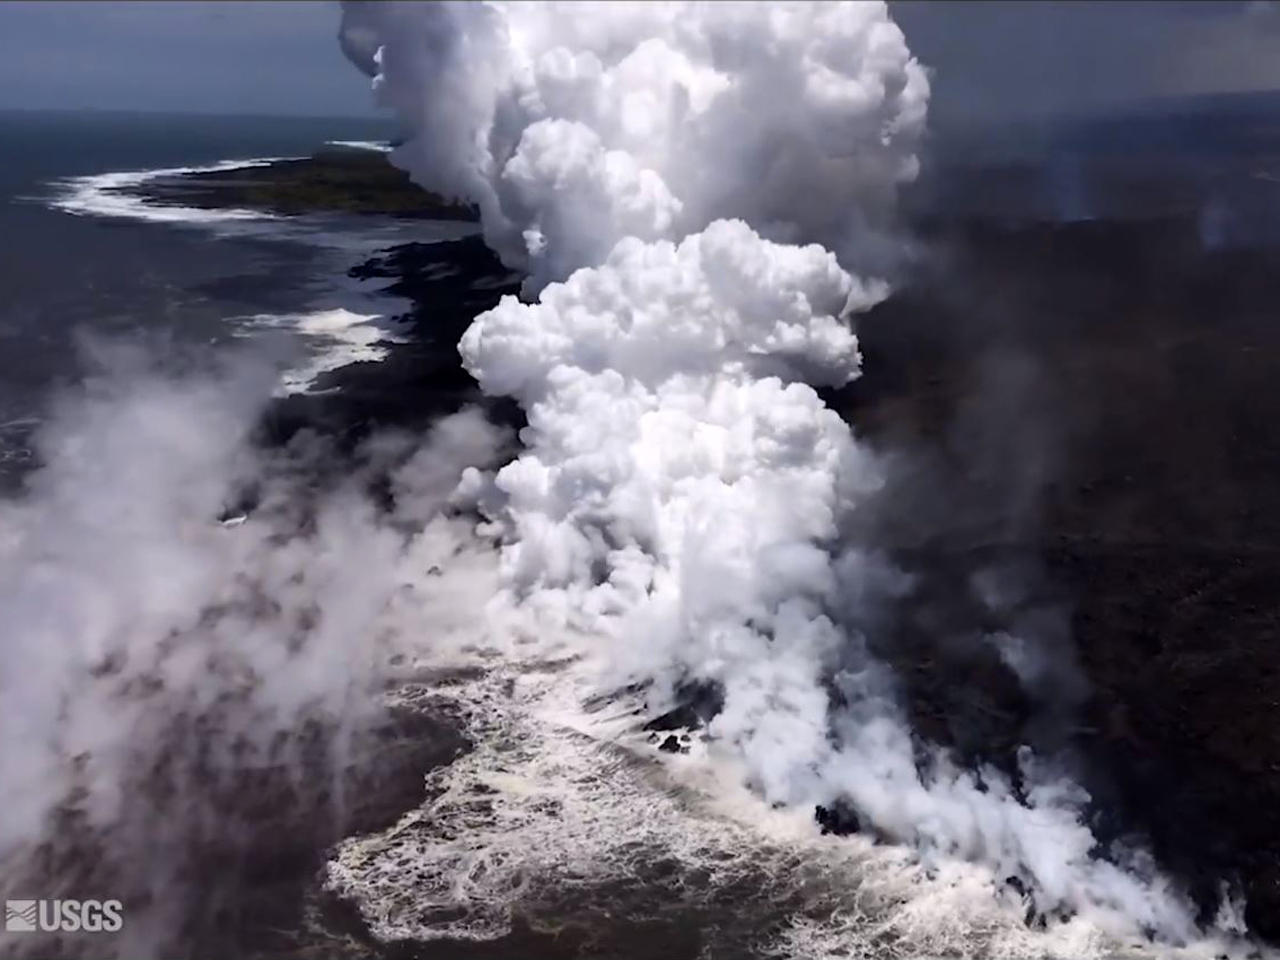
[{"left": 0, "top": 109, "right": 469, "bottom": 486}]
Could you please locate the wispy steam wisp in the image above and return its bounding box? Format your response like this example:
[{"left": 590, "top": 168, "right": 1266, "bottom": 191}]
[{"left": 0, "top": 341, "right": 507, "bottom": 957}]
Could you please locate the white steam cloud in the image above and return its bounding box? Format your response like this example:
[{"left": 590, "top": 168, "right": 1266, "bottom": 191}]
[
  {"left": 335, "top": 0, "right": 1242, "bottom": 951},
  {"left": 0, "top": 341, "right": 507, "bottom": 957},
  {"left": 346, "top": 0, "right": 928, "bottom": 291}
]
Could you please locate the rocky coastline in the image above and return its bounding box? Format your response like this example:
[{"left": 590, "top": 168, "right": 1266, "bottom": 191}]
[{"left": 127, "top": 146, "right": 476, "bottom": 220}]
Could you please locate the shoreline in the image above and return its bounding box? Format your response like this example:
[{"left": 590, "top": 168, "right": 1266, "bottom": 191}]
[{"left": 121, "top": 147, "right": 477, "bottom": 221}]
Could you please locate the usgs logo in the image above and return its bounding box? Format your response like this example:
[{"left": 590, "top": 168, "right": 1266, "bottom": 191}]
[{"left": 5, "top": 899, "right": 124, "bottom": 934}]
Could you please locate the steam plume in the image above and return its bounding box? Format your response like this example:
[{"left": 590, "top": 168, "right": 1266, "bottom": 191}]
[{"left": 336, "top": 0, "right": 1230, "bottom": 948}]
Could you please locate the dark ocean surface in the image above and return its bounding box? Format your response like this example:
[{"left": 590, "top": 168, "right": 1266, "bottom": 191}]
[{"left": 0, "top": 109, "right": 426, "bottom": 486}]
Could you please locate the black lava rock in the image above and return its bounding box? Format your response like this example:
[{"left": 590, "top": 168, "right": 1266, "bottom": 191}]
[{"left": 815, "top": 799, "right": 861, "bottom": 836}]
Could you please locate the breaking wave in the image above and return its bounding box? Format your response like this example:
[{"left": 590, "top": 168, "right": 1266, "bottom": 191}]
[
  {"left": 325, "top": 139, "right": 394, "bottom": 153},
  {"left": 49, "top": 158, "right": 293, "bottom": 225},
  {"left": 42, "top": 155, "right": 476, "bottom": 395}
]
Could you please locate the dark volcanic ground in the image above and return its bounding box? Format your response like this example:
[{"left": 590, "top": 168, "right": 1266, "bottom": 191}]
[
  {"left": 129, "top": 147, "right": 476, "bottom": 221},
  {"left": 116, "top": 146, "right": 1280, "bottom": 954},
  {"left": 834, "top": 214, "right": 1280, "bottom": 938}
]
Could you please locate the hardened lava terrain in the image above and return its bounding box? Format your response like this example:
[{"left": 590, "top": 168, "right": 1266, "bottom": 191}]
[{"left": 840, "top": 210, "right": 1280, "bottom": 937}]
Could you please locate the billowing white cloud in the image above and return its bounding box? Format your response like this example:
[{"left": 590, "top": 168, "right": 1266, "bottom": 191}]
[
  {"left": 348, "top": 0, "right": 928, "bottom": 290},
  {"left": 333, "top": 1, "right": 1230, "bottom": 949}
]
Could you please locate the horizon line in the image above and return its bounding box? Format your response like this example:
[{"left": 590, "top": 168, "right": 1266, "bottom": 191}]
[{"left": 0, "top": 105, "right": 391, "bottom": 122}]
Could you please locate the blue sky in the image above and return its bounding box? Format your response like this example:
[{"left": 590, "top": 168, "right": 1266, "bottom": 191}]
[
  {"left": 0, "top": 1, "right": 1277, "bottom": 120},
  {"left": 0, "top": 1, "right": 373, "bottom": 116},
  {"left": 896, "top": 0, "right": 1280, "bottom": 124}
]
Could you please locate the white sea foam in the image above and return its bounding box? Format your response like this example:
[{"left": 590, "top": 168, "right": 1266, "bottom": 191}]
[
  {"left": 325, "top": 139, "right": 394, "bottom": 152},
  {"left": 44, "top": 155, "right": 480, "bottom": 393},
  {"left": 328, "top": 635, "right": 1256, "bottom": 960},
  {"left": 49, "top": 158, "right": 293, "bottom": 224},
  {"left": 239, "top": 305, "right": 410, "bottom": 396},
  {"left": 46, "top": 156, "right": 477, "bottom": 252}
]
